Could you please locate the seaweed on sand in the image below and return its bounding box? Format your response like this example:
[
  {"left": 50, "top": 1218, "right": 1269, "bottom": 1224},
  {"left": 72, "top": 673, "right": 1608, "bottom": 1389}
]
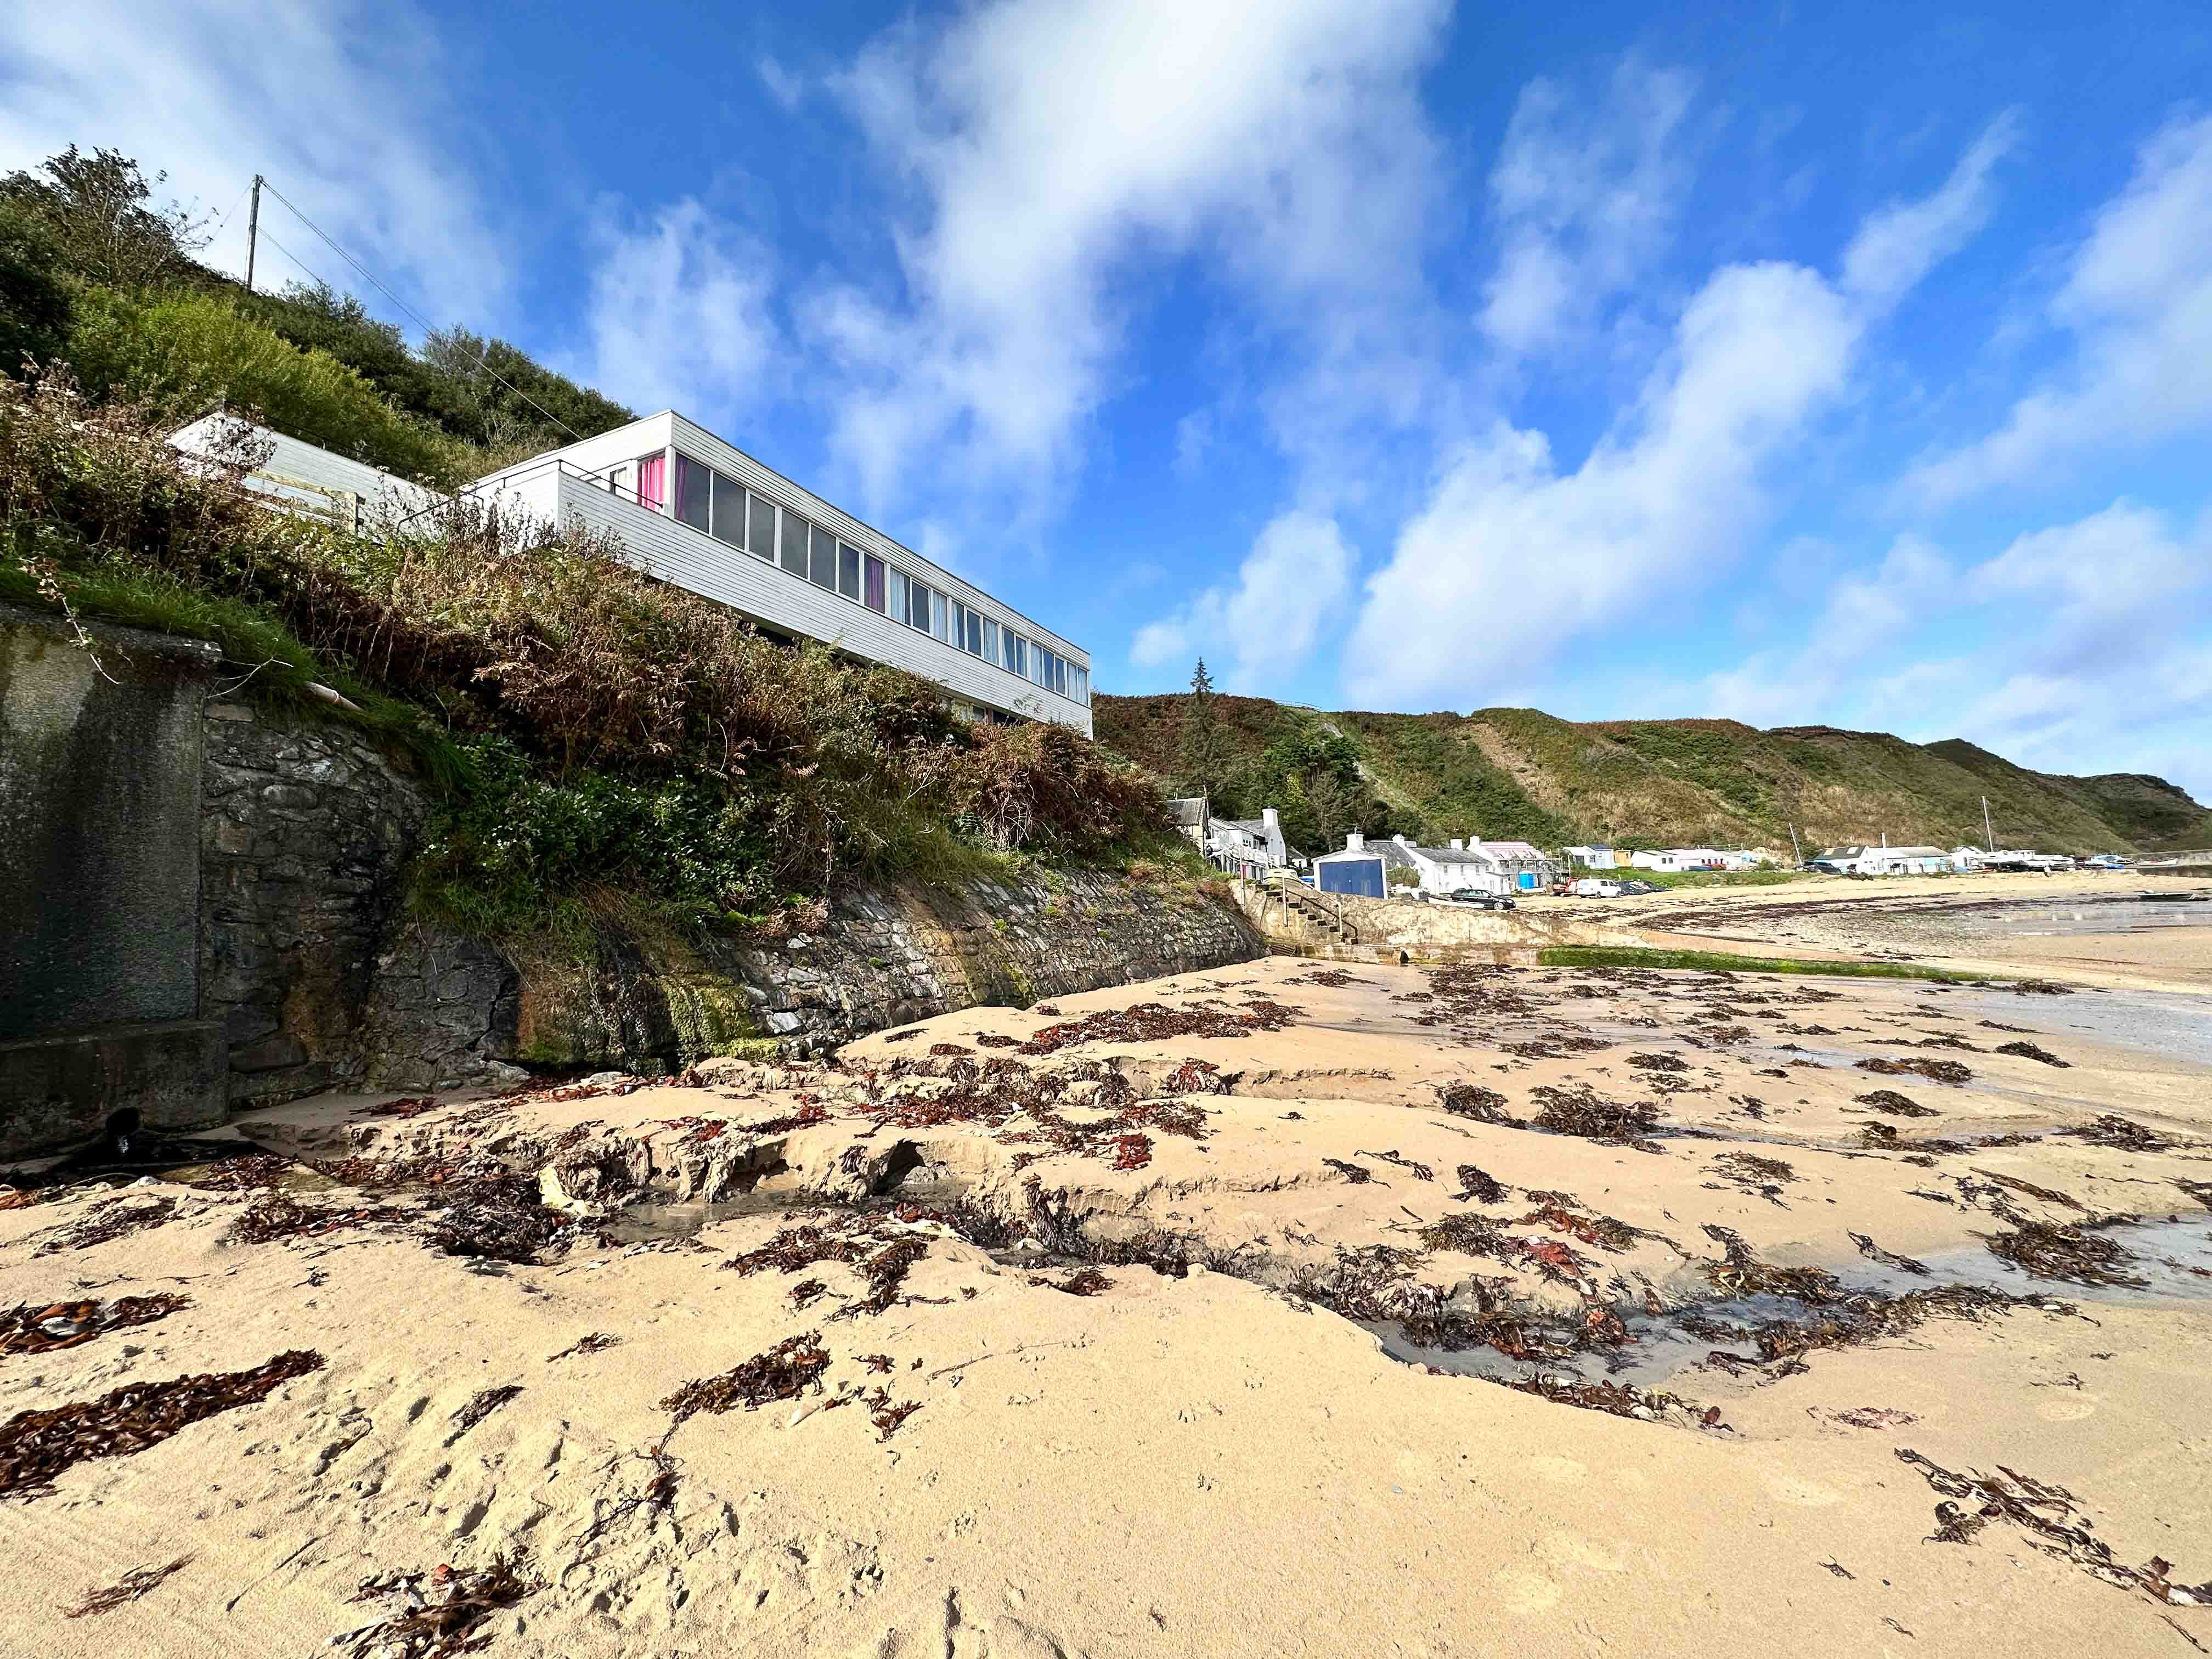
[
  {"left": 0, "top": 1351, "right": 326, "bottom": 1499},
  {"left": 1436, "top": 1083, "right": 1516, "bottom": 1124},
  {"left": 1994, "top": 1040, "right": 2070, "bottom": 1068},
  {"left": 1527, "top": 1084, "right": 1664, "bottom": 1152},
  {"left": 1855, "top": 1090, "right": 1938, "bottom": 1118},
  {"left": 332, "top": 1556, "right": 541, "bottom": 1658},
  {"left": 61, "top": 1555, "right": 192, "bottom": 1618},
  {"left": 226, "top": 1192, "right": 390, "bottom": 1244},
  {"left": 1856, "top": 1057, "right": 1974, "bottom": 1086},
  {"left": 1983, "top": 1220, "right": 2147, "bottom": 1287},
  {"left": 2064, "top": 1115, "right": 2179, "bottom": 1153},
  {"left": 33, "top": 1195, "right": 177, "bottom": 1256},
  {"left": 662, "top": 1333, "right": 831, "bottom": 1421},
  {"left": 1896, "top": 1450, "right": 2211, "bottom": 1607},
  {"left": 1452, "top": 1165, "right": 1509, "bottom": 1204},
  {"left": 0, "top": 1294, "right": 189, "bottom": 1358}
]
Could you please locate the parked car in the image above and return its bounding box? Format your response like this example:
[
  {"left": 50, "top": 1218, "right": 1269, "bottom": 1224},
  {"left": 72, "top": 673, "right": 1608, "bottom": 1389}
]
[
  {"left": 1445, "top": 889, "right": 1516, "bottom": 910},
  {"left": 1615, "top": 879, "right": 1661, "bottom": 895},
  {"left": 1571, "top": 878, "right": 1623, "bottom": 898}
]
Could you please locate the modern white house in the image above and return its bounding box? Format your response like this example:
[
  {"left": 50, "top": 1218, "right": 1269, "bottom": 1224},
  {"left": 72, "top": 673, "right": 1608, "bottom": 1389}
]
[
  {"left": 1564, "top": 844, "right": 1617, "bottom": 871},
  {"left": 171, "top": 410, "right": 1093, "bottom": 736},
  {"left": 168, "top": 413, "right": 444, "bottom": 532}
]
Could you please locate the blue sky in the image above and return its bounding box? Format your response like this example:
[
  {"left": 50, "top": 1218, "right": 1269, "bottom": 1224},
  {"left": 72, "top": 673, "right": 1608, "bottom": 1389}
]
[{"left": 7, "top": 2, "right": 2210, "bottom": 794}]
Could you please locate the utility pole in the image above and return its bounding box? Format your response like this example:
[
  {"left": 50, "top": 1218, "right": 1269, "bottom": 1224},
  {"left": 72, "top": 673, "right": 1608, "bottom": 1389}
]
[
  {"left": 1787, "top": 822, "right": 1803, "bottom": 866},
  {"left": 1982, "top": 796, "right": 1995, "bottom": 851},
  {"left": 244, "top": 174, "right": 263, "bottom": 292}
]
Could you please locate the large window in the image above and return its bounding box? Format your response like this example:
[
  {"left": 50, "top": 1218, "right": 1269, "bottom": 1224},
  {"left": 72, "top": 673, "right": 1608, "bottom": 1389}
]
[
  {"left": 746, "top": 490, "right": 775, "bottom": 558},
  {"left": 710, "top": 472, "right": 745, "bottom": 549},
  {"left": 780, "top": 508, "right": 809, "bottom": 577},
  {"left": 675, "top": 455, "right": 710, "bottom": 531},
  {"left": 666, "top": 452, "right": 1083, "bottom": 705}
]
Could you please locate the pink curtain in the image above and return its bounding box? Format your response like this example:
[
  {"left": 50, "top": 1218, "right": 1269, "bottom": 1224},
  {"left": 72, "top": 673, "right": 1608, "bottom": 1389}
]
[{"left": 636, "top": 453, "right": 666, "bottom": 512}]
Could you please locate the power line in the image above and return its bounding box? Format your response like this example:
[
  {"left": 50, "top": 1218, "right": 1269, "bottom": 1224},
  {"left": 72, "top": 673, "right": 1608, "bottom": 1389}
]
[{"left": 254, "top": 179, "right": 588, "bottom": 445}]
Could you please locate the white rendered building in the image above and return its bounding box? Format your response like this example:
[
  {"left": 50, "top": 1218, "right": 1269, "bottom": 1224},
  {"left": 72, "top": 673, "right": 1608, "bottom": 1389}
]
[{"left": 174, "top": 410, "right": 1093, "bottom": 735}]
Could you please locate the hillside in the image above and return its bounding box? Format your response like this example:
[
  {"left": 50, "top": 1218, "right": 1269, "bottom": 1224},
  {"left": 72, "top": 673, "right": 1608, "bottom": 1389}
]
[{"left": 1094, "top": 693, "right": 2212, "bottom": 857}]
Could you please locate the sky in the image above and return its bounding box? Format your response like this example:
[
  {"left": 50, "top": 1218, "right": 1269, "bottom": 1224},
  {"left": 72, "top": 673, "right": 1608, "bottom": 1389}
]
[{"left": 5, "top": 1, "right": 2209, "bottom": 795}]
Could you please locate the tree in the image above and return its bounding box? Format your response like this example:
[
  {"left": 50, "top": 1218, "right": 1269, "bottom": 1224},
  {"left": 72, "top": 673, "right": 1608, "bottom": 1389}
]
[
  {"left": 0, "top": 146, "right": 207, "bottom": 289},
  {"left": 0, "top": 201, "right": 71, "bottom": 376},
  {"left": 1178, "top": 658, "right": 1228, "bottom": 803}
]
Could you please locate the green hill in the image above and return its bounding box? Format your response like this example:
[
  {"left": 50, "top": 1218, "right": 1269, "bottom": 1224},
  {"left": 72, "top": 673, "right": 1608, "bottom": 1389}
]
[{"left": 1094, "top": 693, "right": 2212, "bottom": 858}]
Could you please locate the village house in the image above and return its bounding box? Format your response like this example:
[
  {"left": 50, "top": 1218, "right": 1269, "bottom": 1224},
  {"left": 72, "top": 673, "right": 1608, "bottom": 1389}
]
[
  {"left": 1564, "top": 844, "right": 1617, "bottom": 870},
  {"left": 1206, "top": 806, "right": 1288, "bottom": 879},
  {"left": 1376, "top": 834, "right": 1560, "bottom": 895}
]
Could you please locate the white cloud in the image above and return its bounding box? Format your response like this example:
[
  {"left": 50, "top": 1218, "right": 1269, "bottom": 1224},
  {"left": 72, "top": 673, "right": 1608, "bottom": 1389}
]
[
  {"left": 1904, "top": 112, "right": 2212, "bottom": 506},
  {"left": 1341, "top": 119, "right": 2013, "bottom": 710},
  {"left": 1691, "top": 501, "right": 2212, "bottom": 797},
  {"left": 805, "top": 0, "right": 1451, "bottom": 515},
  {"left": 1132, "top": 510, "right": 1353, "bottom": 690},
  {"left": 1700, "top": 534, "right": 1953, "bottom": 727},
  {"left": 0, "top": 1, "right": 509, "bottom": 328},
  {"left": 1480, "top": 59, "right": 1697, "bottom": 353},
  {"left": 756, "top": 55, "right": 805, "bottom": 112},
  {"left": 1172, "top": 410, "right": 1212, "bottom": 479},
  {"left": 575, "top": 201, "right": 779, "bottom": 431},
  {"left": 1345, "top": 259, "right": 1861, "bottom": 706},
  {"left": 1840, "top": 110, "right": 2019, "bottom": 308}
]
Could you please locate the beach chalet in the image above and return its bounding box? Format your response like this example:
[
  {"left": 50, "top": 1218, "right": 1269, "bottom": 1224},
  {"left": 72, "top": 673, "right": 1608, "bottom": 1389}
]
[
  {"left": 1564, "top": 844, "right": 1617, "bottom": 870},
  {"left": 1628, "top": 848, "right": 1724, "bottom": 872},
  {"left": 171, "top": 411, "right": 1093, "bottom": 736},
  {"left": 1207, "top": 806, "right": 1288, "bottom": 879},
  {"left": 1312, "top": 833, "right": 1388, "bottom": 898},
  {"left": 1808, "top": 844, "right": 1948, "bottom": 876}
]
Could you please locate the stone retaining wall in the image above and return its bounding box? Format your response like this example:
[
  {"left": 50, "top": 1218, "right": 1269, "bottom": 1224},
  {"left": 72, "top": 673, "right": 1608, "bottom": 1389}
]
[
  {"left": 201, "top": 707, "right": 1263, "bottom": 1092},
  {"left": 1233, "top": 880, "right": 1645, "bottom": 954}
]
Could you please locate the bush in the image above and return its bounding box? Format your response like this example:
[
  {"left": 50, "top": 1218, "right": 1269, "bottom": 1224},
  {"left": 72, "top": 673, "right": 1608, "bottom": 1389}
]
[
  {"left": 0, "top": 202, "right": 71, "bottom": 377},
  {"left": 62, "top": 286, "right": 459, "bottom": 484}
]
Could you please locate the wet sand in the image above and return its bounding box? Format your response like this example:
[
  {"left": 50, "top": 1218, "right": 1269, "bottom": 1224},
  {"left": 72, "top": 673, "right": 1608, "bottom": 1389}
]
[{"left": 2, "top": 942, "right": 2209, "bottom": 1656}]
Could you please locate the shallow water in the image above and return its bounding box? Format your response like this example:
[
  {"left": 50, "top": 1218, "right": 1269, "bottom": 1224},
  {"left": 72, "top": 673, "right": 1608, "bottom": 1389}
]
[
  {"left": 1943, "top": 897, "right": 2211, "bottom": 939},
  {"left": 1943, "top": 985, "right": 2212, "bottom": 1071},
  {"left": 1370, "top": 1214, "right": 2212, "bottom": 1389}
]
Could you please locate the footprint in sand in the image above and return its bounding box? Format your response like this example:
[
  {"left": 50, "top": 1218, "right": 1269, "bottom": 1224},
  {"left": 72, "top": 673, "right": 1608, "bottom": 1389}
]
[
  {"left": 1523, "top": 1454, "right": 1588, "bottom": 1483},
  {"left": 1489, "top": 1566, "right": 1565, "bottom": 1612},
  {"left": 1765, "top": 1474, "right": 1846, "bottom": 1507},
  {"left": 2036, "top": 1396, "right": 2097, "bottom": 1423}
]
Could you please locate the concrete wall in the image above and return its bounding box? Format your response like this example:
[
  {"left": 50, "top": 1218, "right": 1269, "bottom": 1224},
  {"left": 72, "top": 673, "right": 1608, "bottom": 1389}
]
[
  {"left": 1234, "top": 881, "right": 1644, "bottom": 955},
  {"left": 1, "top": 605, "right": 225, "bottom": 1154}
]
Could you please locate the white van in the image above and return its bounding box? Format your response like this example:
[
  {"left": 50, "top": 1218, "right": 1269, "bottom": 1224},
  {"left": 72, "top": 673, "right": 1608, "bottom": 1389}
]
[{"left": 1571, "top": 878, "right": 1623, "bottom": 898}]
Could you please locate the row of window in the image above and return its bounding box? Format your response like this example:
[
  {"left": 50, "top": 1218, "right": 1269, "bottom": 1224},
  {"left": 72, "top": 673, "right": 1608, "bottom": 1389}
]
[{"left": 665, "top": 453, "right": 1087, "bottom": 706}]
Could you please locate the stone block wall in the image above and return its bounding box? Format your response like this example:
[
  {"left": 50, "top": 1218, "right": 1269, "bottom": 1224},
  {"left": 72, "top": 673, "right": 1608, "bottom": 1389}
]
[
  {"left": 199, "top": 704, "right": 431, "bottom": 1102},
  {"left": 200, "top": 707, "right": 1263, "bottom": 1091}
]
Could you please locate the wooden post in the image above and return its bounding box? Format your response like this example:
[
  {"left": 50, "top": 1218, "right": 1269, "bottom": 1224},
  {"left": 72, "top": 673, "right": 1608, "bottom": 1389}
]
[{"left": 244, "top": 174, "right": 263, "bottom": 292}]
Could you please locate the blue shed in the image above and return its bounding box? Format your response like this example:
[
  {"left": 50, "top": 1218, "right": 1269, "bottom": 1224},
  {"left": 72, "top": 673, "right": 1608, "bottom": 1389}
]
[{"left": 1313, "top": 833, "right": 1386, "bottom": 898}]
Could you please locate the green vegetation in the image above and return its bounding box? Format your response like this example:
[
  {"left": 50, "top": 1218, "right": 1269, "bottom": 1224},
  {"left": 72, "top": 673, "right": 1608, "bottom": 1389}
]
[
  {"left": 1609, "top": 867, "right": 1803, "bottom": 889},
  {"left": 1093, "top": 689, "right": 2212, "bottom": 856},
  {"left": 1535, "top": 946, "right": 2003, "bottom": 984},
  {"left": 1, "top": 145, "right": 630, "bottom": 486},
  {"left": 0, "top": 141, "right": 1189, "bottom": 955},
  {"left": 1, "top": 366, "right": 1180, "bottom": 943}
]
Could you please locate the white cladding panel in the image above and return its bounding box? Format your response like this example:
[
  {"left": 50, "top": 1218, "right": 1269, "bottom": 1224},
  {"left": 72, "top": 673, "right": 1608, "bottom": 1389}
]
[
  {"left": 550, "top": 475, "right": 1092, "bottom": 735},
  {"left": 169, "top": 415, "right": 445, "bottom": 524}
]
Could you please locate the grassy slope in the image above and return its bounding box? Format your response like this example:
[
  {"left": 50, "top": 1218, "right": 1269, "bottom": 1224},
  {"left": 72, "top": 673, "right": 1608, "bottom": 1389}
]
[{"left": 1092, "top": 693, "right": 2212, "bottom": 855}]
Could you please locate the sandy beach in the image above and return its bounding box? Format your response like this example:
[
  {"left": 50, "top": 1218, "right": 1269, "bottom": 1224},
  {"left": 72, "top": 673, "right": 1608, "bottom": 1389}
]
[{"left": 4, "top": 915, "right": 2210, "bottom": 1656}]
